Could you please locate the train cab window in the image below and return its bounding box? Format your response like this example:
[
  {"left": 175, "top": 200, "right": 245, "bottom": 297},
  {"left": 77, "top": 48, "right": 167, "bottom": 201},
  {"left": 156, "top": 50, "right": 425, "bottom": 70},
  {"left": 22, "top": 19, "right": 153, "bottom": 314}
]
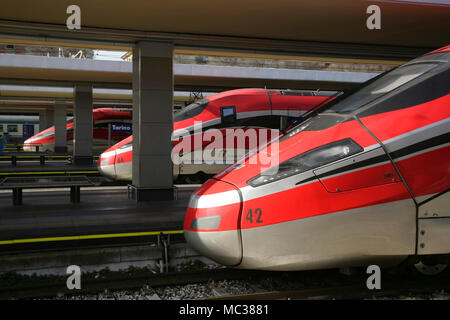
[
  {"left": 235, "top": 115, "right": 280, "bottom": 130},
  {"left": 119, "top": 142, "right": 132, "bottom": 150},
  {"left": 174, "top": 99, "right": 210, "bottom": 122},
  {"left": 280, "top": 116, "right": 299, "bottom": 131},
  {"left": 220, "top": 106, "right": 236, "bottom": 125},
  {"left": 326, "top": 62, "right": 439, "bottom": 114},
  {"left": 38, "top": 130, "right": 55, "bottom": 138}
]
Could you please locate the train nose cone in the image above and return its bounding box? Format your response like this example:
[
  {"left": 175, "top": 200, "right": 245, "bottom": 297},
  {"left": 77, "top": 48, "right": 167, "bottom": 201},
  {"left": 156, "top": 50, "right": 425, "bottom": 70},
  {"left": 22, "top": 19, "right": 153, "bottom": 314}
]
[
  {"left": 22, "top": 139, "right": 37, "bottom": 152},
  {"left": 97, "top": 150, "right": 117, "bottom": 180},
  {"left": 22, "top": 143, "right": 32, "bottom": 152},
  {"left": 184, "top": 179, "right": 243, "bottom": 266}
]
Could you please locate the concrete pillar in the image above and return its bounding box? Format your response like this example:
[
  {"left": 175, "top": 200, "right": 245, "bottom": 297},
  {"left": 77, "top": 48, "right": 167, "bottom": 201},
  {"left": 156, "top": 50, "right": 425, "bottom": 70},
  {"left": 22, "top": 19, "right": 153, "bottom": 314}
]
[
  {"left": 73, "top": 85, "right": 93, "bottom": 165},
  {"left": 53, "top": 101, "right": 67, "bottom": 153},
  {"left": 47, "top": 109, "right": 55, "bottom": 128},
  {"left": 39, "top": 108, "right": 54, "bottom": 131},
  {"left": 38, "top": 111, "right": 47, "bottom": 131},
  {"left": 130, "top": 41, "right": 174, "bottom": 201}
]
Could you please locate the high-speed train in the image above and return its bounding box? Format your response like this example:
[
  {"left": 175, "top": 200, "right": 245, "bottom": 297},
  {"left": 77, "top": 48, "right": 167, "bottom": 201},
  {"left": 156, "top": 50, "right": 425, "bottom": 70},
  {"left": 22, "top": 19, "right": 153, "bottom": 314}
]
[
  {"left": 23, "top": 108, "right": 132, "bottom": 152},
  {"left": 98, "top": 88, "right": 334, "bottom": 182},
  {"left": 184, "top": 46, "right": 450, "bottom": 274}
]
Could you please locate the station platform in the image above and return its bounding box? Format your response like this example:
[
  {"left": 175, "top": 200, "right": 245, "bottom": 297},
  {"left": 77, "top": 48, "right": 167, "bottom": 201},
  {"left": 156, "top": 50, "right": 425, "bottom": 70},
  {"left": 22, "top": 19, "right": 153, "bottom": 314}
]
[{"left": 0, "top": 185, "right": 197, "bottom": 252}]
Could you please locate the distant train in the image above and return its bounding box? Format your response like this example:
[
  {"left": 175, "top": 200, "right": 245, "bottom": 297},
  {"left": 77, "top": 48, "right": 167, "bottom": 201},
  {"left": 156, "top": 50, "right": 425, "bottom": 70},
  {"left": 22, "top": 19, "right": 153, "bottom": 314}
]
[
  {"left": 98, "top": 88, "right": 336, "bottom": 182},
  {"left": 184, "top": 46, "right": 450, "bottom": 275},
  {"left": 23, "top": 108, "right": 132, "bottom": 152},
  {"left": 0, "top": 115, "right": 40, "bottom": 144}
]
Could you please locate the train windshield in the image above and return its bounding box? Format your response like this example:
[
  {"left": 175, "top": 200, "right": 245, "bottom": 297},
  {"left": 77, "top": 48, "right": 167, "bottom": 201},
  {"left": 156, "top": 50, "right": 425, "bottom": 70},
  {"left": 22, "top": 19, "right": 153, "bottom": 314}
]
[
  {"left": 326, "top": 62, "right": 439, "bottom": 114},
  {"left": 282, "top": 57, "right": 442, "bottom": 141},
  {"left": 37, "top": 130, "right": 54, "bottom": 138},
  {"left": 174, "top": 99, "right": 210, "bottom": 122},
  {"left": 119, "top": 142, "right": 132, "bottom": 150}
]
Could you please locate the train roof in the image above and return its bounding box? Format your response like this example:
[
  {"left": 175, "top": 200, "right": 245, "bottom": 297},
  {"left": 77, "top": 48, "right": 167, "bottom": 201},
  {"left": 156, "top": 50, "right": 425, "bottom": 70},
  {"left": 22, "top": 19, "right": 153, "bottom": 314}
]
[
  {"left": 93, "top": 108, "right": 132, "bottom": 121},
  {"left": 206, "top": 88, "right": 334, "bottom": 101},
  {"left": 426, "top": 45, "right": 450, "bottom": 55}
]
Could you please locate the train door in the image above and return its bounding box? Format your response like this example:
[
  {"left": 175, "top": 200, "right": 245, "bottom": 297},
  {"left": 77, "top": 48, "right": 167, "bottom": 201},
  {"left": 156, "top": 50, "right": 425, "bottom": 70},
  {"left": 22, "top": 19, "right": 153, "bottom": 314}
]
[{"left": 22, "top": 124, "right": 35, "bottom": 142}]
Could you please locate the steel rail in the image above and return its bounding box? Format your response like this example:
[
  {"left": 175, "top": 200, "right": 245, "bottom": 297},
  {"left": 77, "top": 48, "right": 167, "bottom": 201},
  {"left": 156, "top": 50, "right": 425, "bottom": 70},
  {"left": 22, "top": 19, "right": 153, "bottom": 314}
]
[
  {"left": 0, "top": 268, "right": 266, "bottom": 300},
  {"left": 205, "top": 277, "right": 450, "bottom": 300}
]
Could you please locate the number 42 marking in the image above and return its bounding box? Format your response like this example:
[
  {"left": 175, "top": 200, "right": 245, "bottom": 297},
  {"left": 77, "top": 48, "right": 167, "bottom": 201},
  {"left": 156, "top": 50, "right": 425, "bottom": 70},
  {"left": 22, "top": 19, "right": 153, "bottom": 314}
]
[{"left": 246, "top": 208, "right": 263, "bottom": 224}]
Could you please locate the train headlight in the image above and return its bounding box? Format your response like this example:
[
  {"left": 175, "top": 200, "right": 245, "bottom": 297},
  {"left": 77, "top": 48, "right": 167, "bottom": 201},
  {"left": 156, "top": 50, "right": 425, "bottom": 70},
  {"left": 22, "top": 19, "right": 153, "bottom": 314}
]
[
  {"left": 190, "top": 215, "right": 221, "bottom": 231},
  {"left": 248, "top": 138, "right": 363, "bottom": 187},
  {"left": 99, "top": 159, "right": 109, "bottom": 166}
]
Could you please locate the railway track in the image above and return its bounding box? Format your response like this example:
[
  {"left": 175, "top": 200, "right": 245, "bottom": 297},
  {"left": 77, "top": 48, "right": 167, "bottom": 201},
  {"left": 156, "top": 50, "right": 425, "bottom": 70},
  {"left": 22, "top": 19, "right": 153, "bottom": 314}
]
[
  {"left": 206, "top": 273, "right": 450, "bottom": 300},
  {"left": 2, "top": 265, "right": 449, "bottom": 300},
  {"left": 0, "top": 268, "right": 268, "bottom": 300}
]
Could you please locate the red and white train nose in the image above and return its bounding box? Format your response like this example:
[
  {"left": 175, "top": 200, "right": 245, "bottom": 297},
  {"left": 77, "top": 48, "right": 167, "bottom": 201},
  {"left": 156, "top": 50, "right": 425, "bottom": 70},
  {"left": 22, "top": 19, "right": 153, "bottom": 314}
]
[
  {"left": 97, "top": 136, "right": 133, "bottom": 181},
  {"left": 97, "top": 149, "right": 117, "bottom": 180},
  {"left": 184, "top": 179, "right": 243, "bottom": 266}
]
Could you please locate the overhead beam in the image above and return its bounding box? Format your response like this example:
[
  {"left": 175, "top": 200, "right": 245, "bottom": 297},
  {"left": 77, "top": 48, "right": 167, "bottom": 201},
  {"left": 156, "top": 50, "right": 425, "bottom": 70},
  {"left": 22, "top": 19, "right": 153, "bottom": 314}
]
[
  {"left": 0, "top": 54, "right": 378, "bottom": 91},
  {"left": 0, "top": 86, "right": 215, "bottom": 105},
  {"left": 0, "top": 19, "right": 436, "bottom": 62},
  {"left": 0, "top": 36, "right": 407, "bottom": 65}
]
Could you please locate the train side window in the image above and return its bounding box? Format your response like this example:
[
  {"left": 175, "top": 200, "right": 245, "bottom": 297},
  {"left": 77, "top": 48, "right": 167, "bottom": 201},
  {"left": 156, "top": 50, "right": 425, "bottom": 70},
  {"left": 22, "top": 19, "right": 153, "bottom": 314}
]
[
  {"left": 0, "top": 125, "right": 3, "bottom": 132},
  {"left": 220, "top": 106, "right": 236, "bottom": 125},
  {"left": 7, "top": 125, "right": 18, "bottom": 133}
]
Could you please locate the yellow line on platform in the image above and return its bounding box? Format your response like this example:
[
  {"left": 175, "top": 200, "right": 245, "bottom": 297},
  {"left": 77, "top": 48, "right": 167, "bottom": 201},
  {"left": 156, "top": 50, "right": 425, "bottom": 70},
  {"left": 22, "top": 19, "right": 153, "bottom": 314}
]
[{"left": 0, "top": 230, "right": 184, "bottom": 245}]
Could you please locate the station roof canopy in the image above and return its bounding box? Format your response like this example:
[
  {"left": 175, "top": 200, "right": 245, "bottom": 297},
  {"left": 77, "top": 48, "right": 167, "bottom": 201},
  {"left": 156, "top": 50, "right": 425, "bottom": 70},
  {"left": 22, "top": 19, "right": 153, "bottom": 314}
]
[{"left": 0, "top": 0, "right": 449, "bottom": 61}]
